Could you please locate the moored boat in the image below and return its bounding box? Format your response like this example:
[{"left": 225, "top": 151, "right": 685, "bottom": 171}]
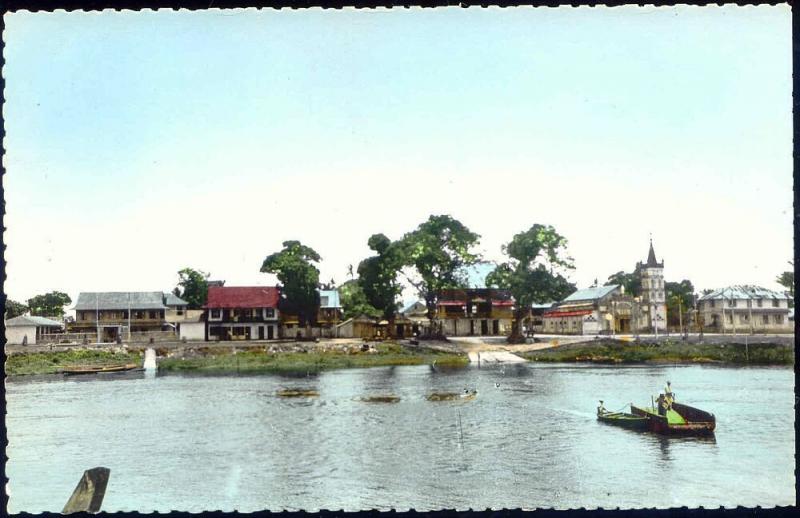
[
  {"left": 597, "top": 403, "right": 649, "bottom": 431},
  {"left": 62, "top": 363, "right": 141, "bottom": 376}
]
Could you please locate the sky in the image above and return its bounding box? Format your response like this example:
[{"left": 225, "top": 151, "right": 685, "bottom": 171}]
[{"left": 2, "top": 5, "right": 794, "bottom": 312}]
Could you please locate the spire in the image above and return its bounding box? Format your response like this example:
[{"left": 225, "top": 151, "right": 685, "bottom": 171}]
[{"left": 646, "top": 239, "right": 659, "bottom": 267}]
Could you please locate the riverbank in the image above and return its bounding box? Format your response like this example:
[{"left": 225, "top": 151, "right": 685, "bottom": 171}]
[
  {"left": 521, "top": 339, "right": 794, "bottom": 365},
  {"left": 157, "top": 342, "right": 469, "bottom": 374},
  {"left": 5, "top": 349, "right": 142, "bottom": 376}
]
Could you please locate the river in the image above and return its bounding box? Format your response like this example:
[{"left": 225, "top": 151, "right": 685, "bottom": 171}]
[{"left": 5, "top": 363, "right": 795, "bottom": 512}]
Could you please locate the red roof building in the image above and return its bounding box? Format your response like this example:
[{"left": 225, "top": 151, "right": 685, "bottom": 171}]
[{"left": 204, "top": 286, "right": 280, "bottom": 309}]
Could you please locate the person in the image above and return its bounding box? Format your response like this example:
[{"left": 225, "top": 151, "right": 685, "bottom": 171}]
[
  {"left": 656, "top": 394, "right": 667, "bottom": 416},
  {"left": 664, "top": 381, "right": 674, "bottom": 409},
  {"left": 597, "top": 400, "right": 606, "bottom": 414}
]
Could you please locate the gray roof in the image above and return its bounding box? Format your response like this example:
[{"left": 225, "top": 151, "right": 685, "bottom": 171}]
[
  {"left": 402, "top": 301, "right": 427, "bottom": 314},
  {"left": 318, "top": 289, "right": 341, "bottom": 309},
  {"left": 698, "top": 285, "right": 789, "bottom": 301},
  {"left": 562, "top": 285, "right": 620, "bottom": 303},
  {"left": 74, "top": 292, "right": 168, "bottom": 310},
  {"left": 163, "top": 293, "right": 188, "bottom": 306},
  {"left": 6, "top": 315, "right": 64, "bottom": 328}
]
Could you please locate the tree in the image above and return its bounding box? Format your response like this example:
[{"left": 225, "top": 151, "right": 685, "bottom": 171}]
[
  {"left": 486, "top": 224, "right": 576, "bottom": 343},
  {"left": 339, "top": 279, "right": 381, "bottom": 320},
  {"left": 357, "top": 234, "right": 404, "bottom": 322},
  {"left": 605, "top": 268, "right": 641, "bottom": 297},
  {"left": 398, "top": 215, "right": 481, "bottom": 335},
  {"left": 665, "top": 280, "right": 695, "bottom": 329},
  {"left": 26, "top": 291, "right": 71, "bottom": 317},
  {"left": 174, "top": 268, "right": 211, "bottom": 309},
  {"left": 776, "top": 261, "right": 794, "bottom": 305},
  {"left": 261, "top": 240, "right": 322, "bottom": 332},
  {"left": 5, "top": 299, "right": 29, "bottom": 319}
]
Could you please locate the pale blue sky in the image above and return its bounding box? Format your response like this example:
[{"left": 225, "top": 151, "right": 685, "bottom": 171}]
[{"left": 3, "top": 6, "right": 793, "bottom": 307}]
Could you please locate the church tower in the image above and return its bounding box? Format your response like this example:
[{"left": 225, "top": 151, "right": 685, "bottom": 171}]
[{"left": 637, "top": 239, "right": 667, "bottom": 332}]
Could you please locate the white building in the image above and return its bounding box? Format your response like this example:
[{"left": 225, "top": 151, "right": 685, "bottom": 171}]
[
  {"left": 697, "top": 285, "right": 792, "bottom": 334},
  {"left": 5, "top": 315, "right": 64, "bottom": 345}
]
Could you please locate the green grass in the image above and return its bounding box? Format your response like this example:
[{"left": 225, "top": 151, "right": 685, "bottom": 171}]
[
  {"left": 6, "top": 349, "right": 142, "bottom": 376},
  {"left": 157, "top": 342, "right": 469, "bottom": 374},
  {"left": 522, "top": 339, "right": 794, "bottom": 365}
]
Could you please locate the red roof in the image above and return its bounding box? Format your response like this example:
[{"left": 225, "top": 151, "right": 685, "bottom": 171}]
[
  {"left": 491, "top": 300, "right": 514, "bottom": 306},
  {"left": 438, "top": 301, "right": 465, "bottom": 306},
  {"left": 543, "top": 310, "right": 593, "bottom": 318},
  {"left": 204, "top": 286, "right": 280, "bottom": 309}
]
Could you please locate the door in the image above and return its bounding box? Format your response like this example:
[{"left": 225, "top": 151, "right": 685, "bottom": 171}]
[
  {"left": 492, "top": 320, "right": 499, "bottom": 335},
  {"left": 470, "top": 320, "right": 475, "bottom": 335},
  {"left": 267, "top": 326, "right": 274, "bottom": 339},
  {"left": 396, "top": 324, "right": 404, "bottom": 338},
  {"left": 258, "top": 326, "right": 265, "bottom": 340},
  {"left": 481, "top": 320, "right": 488, "bottom": 335}
]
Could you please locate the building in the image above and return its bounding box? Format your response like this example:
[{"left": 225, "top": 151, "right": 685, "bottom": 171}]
[
  {"left": 317, "top": 289, "right": 343, "bottom": 334},
  {"left": 205, "top": 285, "right": 281, "bottom": 341},
  {"left": 401, "top": 301, "right": 429, "bottom": 334},
  {"left": 178, "top": 312, "right": 206, "bottom": 341},
  {"left": 436, "top": 288, "right": 514, "bottom": 336},
  {"left": 529, "top": 303, "right": 556, "bottom": 334},
  {"left": 5, "top": 315, "right": 64, "bottom": 345},
  {"left": 543, "top": 285, "right": 638, "bottom": 335},
  {"left": 336, "top": 314, "right": 383, "bottom": 339},
  {"left": 71, "top": 292, "right": 169, "bottom": 342},
  {"left": 636, "top": 240, "right": 668, "bottom": 332},
  {"left": 697, "top": 285, "right": 792, "bottom": 334},
  {"left": 164, "top": 292, "right": 204, "bottom": 334}
]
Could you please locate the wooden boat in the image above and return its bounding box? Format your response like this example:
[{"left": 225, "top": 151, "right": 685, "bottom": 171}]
[
  {"left": 597, "top": 406, "right": 649, "bottom": 431},
  {"left": 62, "top": 363, "right": 140, "bottom": 375},
  {"left": 631, "top": 402, "right": 716, "bottom": 436},
  {"left": 427, "top": 390, "right": 477, "bottom": 402},
  {"left": 360, "top": 395, "right": 401, "bottom": 403},
  {"left": 276, "top": 389, "right": 319, "bottom": 398}
]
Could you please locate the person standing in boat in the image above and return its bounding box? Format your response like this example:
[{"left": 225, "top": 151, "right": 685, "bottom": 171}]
[{"left": 664, "top": 381, "right": 675, "bottom": 410}]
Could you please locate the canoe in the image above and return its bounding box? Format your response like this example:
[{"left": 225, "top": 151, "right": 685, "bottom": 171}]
[
  {"left": 360, "top": 395, "right": 401, "bottom": 403},
  {"left": 62, "top": 363, "right": 140, "bottom": 375},
  {"left": 630, "top": 402, "right": 716, "bottom": 436},
  {"left": 276, "top": 389, "right": 319, "bottom": 398},
  {"left": 597, "top": 408, "right": 649, "bottom": 431},
  {"left": 427, "top": 391, "right": 476, "bottom": 402}
]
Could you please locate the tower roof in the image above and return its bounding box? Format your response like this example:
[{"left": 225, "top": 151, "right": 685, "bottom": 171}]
[{"left": 645, "top": 239, "right": 662, "bottom": 268}]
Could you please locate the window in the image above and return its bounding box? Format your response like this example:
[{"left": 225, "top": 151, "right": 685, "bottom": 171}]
[
  {"left": 320, "top": 296, "right": 329, "bottom": 306},
  {"left": 740, "top": 314, "right": 748, "bottom": 323},
  {"left": 265, "top": 308, "right": 275, "bottom": 318},
  {"left": 772, "top": 299, "right": 779, "bottom": 308},
  {"left": 729, "top": 300, "right": 737, "bottom": 308},
  {"left": 149, "top": 310, "right": 157, "bottom": 319},
  {"left": 727, "top": 314, "right": 733, "bottom": 324},
  {"left": 210, "top": 309, "right": 221, "bottom": 319},
  {"left": 762, "top": 315, "right": 769, "bottom": 324},
  {"left": 774, "top": 315, "right": 784, "bottom": 324},
  {"left": 757, "top": 299, "right": 763, "bottom": 308},
  {"left": 746, "top": 300, "right": 752, "bottom": 308},
  {"left": 710, "top": 300, "right": 716, "bottom": 308}
]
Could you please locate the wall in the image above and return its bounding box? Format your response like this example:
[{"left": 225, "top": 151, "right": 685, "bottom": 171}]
[
  {"left": 6, "top": 326, "right": 36, "bottom": 345},
  {"left": 179, "top": 322, "right": 206, "bottom": 341}
]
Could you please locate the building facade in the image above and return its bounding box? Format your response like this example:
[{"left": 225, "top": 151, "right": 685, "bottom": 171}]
[
  {"left": 637, "top": 240, "right": 668, "bottom": 332},
  {"left": 436, "top": 288, "right": 514, "bottom": 336},
  {"left": 71, "top": 292, "right": 170, "bottom": 342},
  {"left": 5, "top": 315, "right": 64, "bottom": 345},
  {"left": 697, "top": 285, "right": 792, "bottom": 333},
  {"left": 205, "top": 286, "right": 281, "bottom": 341},
  {"left": 543, "top": 285, "right": 639, "bottom": 335}
]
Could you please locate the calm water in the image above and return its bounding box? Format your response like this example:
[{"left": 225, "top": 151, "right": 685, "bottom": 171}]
[{"left": 5, "top": 363, "right": 795, "bottom": 512}]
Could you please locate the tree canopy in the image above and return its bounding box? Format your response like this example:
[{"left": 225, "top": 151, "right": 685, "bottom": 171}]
[
  {"left": 339, "top": 279, "right": 381, "bottom": 320},
  {"left": 26, "top": 291, "right": 71, "bottom": 317},
  {"left": 357, "top": 233, "right": 404, "bottom": 320},
  {"left": 486, "top": 224, "right": 576, "bottom": 342},
  {"left": 173, "top": 268, "right": 210, "bottom": 309},
  {"left": 5, "top": 299, "right": 29, "bottom": 319},
  {"left": 398, "top": 215, "right": 481, "bottom": 325},
  {"left": 261, "top": 240, "right": 322, "bottom": 327},
  {"left": 776, "top": 261, "right": 793, "bottom": 304},
  {"left": 665, "top": 279, "right": 695, "bottom": 328},
  {"left": 605, "top": 268, "right": 642, "bottom": 297}
]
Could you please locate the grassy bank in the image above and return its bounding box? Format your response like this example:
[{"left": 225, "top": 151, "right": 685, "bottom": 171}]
[
  {"left": 6, "top": 349, "right": 142, "bottom": 376},
  {"left": 157, "top": 343, "right": 469, "bottom": 374},
  {"left": 522, "top": 339, "right": 793, "bottom": 365}
]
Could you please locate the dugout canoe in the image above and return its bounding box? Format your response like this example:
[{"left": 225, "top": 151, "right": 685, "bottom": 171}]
[
  {"left": 596, "top": 407, "right": 649, "bottom": 431},
  {"left": 630, "top": 402, "right": 716, "bottom": 436},
  {"left": 62, "top": 363, "right": 141, "bottom": 375}
]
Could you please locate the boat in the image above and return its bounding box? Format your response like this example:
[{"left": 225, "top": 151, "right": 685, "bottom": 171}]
[
  {"left": 630, "top": 401, "right": 716, "bottom": 436},
  {"left": 426, "top": 390, "right": 477, "bottom": 402},
  {"left": 596, "top": 403, "right": 649, "bottom": 431},
  {"left": 276, "top": 389, "right": 319, "bottom": 398},
  {"left": 62, "top": 363, "right": 141, "bottom": 376},
  {"left": 359, "top": 395, "right": 401, "bottom": 403}
]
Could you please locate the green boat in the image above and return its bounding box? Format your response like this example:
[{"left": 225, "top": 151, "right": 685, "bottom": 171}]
[{"left": 596, "top": 401, "right": 649, "bottom": 431}]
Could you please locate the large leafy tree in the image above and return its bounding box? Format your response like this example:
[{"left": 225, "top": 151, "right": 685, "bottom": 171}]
[
  {"left": 665, "top": 280, "right": 695, "bottom": 328},
  {"left": 605, "top": 268, "right": 642, "bottom": 297},
  {"left": 261, "top": 241, "right": 322, "bottom": 330},
  {"left": 26, "top": 291, "right": 71, "bottom": 317},
  {"left": 398, "top": 215, "right": 481, "bottom": 333},
  {"left": 486, "top": 224, "right": 576, "bottom": 343},
  {"left": 339, "top": 279, "right": 381, "bottom": 320},
  {"left": 776, "top": 261, "right": 794, "bottom": 306},
  {"left": 173, "top": 268, "right": 211, "bottom": 309},
  {"left": 5, "top": 299, "right": 29, "bottom": 319},
  {"left": 357, "top": 234, "right": 404, "bottom": 322}
]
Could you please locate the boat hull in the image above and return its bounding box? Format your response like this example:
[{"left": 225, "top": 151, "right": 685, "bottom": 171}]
[
  {"left": 597, "top": 410, "right": 649, "bottom": 431},
  {"left": 62, "top": 363, "right": 141, "bottom": 375},
  {"left": 631, "top": 403, "right": 716, "bottom": 436}
]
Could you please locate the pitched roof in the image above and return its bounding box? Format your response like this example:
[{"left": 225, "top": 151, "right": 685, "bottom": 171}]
[
  {"left": 318, "top": 289, "right": 341, "bottom": 309},
  {"left": 204, "top": 286, "right": 280, "bottom": 309},
  {"left": 698, "top": 285, "right": 790, "bottom": 301},
  {"left": 74, "top": 292, "right": 167, "bottom": 310},
  {"left": 6, "top": 315, "right": 64, "bottom": 327},
  {"left": 163, "top": 293, "right": 188, "bottom": 306},
  {"left": 402, "top": 301, "right": 427, "bottom": 314},
  {"left": 562, "top": 285, "right": 620, "bottom": 303}
]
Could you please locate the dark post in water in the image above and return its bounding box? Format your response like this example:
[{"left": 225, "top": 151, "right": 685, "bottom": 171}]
[{"left": 62, "top": 467, "right": 110, "bottom": 514}]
